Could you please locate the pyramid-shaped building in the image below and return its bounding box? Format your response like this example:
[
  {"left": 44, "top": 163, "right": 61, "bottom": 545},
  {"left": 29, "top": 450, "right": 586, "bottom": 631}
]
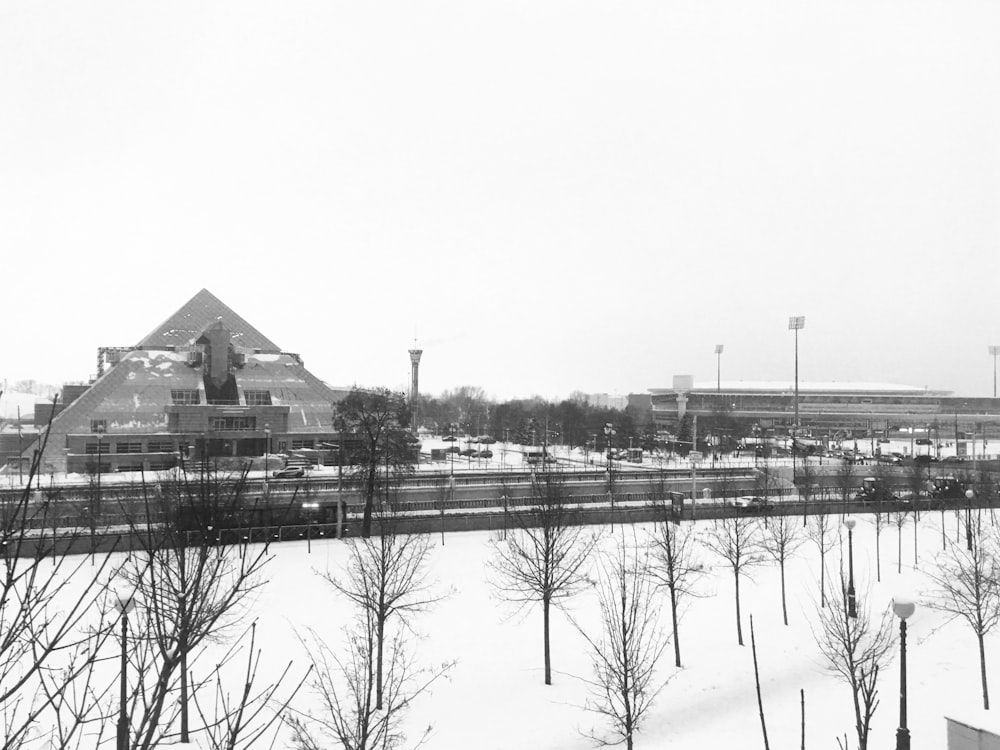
[{"left": 33, "top": 289, "right": 350, "bottom": 474}]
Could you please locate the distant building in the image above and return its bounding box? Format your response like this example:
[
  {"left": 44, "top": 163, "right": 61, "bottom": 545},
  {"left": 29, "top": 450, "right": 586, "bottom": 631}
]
[
  {"left": 583, "top": 393, "right": 628, "bottom": 410},
  {"left": 649, "top": 377, "right": 1000, "bottom": 445},
  {"left": 25, "top": 289, "right": 351, "bottom": 474}
]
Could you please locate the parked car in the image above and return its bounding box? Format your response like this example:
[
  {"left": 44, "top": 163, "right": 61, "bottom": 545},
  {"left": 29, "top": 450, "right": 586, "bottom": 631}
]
[
  {"left": 476, "top": 450, "right": 493, "bottom": 458},
  {"left": 459, "top": 448, "right": 477, "bottom": 457},
  {"left": 445, "top": 446, "right": 461, "bottom": 454},
  {"left": 855, "top": 477, "right": 897, "bottom": 503},
  {"left": 476, "top": 435, "right": 496, "bottom": 444},
  {"left": 272, "top": 466, "right": 305, "bottom": 479},
  {"left": 442, "top": 435, "right": 457, "bottom": 442},
  {"left": 732, "top": 495, "right": 773, "bottom": 513}
]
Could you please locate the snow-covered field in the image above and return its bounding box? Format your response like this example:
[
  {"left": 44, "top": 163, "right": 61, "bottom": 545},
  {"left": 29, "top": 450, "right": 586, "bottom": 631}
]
[
  {"left": 10, "top": 501, "right": 1000, "bottom": 748},
  {"left": 242, "top": 507, "right": 998, "bottom": 749}
]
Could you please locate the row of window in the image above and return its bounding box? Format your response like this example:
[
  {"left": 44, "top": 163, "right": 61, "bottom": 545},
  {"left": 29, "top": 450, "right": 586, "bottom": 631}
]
[
  {"left": 210, "top": 416, "right": 257, "bottom": 431},
  {"left": 85, "top": 441, "right": 174, "bottom": 454},
  {"left": 170, "top": 389, "right": 273, "bottom": 406}
]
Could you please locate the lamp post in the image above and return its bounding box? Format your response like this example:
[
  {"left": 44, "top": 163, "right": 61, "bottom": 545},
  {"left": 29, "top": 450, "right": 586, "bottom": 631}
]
[
  {"left": 844, "top": 517, "right": 857, "bottom": 618},
  {"left": 604, "top": 423, "right": 616, "bottom": 531},
  {"left": 115, "top": 589, "right": 136, "bottom": 750},
  {"left": 893, "top": 596, "right": 916, "bottom": 750},
  {"left": 990, "top": 346, "right": 1000, "bottom": 399},
  {"left": 715, "top": 344, "right": 724, "bottom": 393},
  {"left": 788, "top": 316, "right": 805, "bottom": 430},
  {"left": 965, "top": 488, "right": 975, "bottom": 551}
]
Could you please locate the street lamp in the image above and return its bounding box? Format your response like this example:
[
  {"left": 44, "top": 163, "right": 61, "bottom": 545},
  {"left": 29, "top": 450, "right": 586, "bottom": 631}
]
[
  {"left": 965, "top": 488, "right": 975, "bottom": 551},
  {"left": 844, "top": 517, "right": 857, "bottom": 618},
  {"left": 990, "top": 346, "right": 1000, "bottom": 399},
  {"left": 715, "top": 344, "right": 724, "bottom": 393},
  {"left": 892, "top": 596, "right": 916, "bottom": 750},
  {"left": 115, "top": 588, "right": 136, "bottom": 750},
  {"left": 788, "top": 316, "right": 806, "bottom": 430}
]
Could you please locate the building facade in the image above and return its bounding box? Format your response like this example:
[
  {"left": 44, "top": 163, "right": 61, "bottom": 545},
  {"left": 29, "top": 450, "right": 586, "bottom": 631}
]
[
  {"left": 28, "top": 289, "right": 350, "bottom": 475},
  {"left": 650, "top": 376, "right": 1000, "bottom": 449}
]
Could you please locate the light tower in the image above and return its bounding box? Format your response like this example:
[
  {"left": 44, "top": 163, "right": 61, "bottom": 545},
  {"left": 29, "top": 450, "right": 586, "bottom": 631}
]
[
  {"left": 408, "top": 347, "right": 423, "bottom": 432},
  {"left": 788, "top": 316, "right": 805, "bottom": 430}
]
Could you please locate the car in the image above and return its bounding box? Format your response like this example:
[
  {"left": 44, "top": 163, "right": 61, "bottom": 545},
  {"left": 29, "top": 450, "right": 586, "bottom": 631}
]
[
  {"left": 543, "top": 455, "right": 558, "bottom": 463},
  {"left": 442, "top": 435, "right": 457, "bottom": 442},
  {"left": 855, "top": 477, "right": 897, "bottom": 503},
  {"left": 732, "top": 495, "right": 773, "bottom": 513},
  {"left": 476, "top": 449, "right": 493, "bottom": 459},
  {"left": 445, "top": 446, "right": 461, "bottom": 454},
  {"left": 476, "top": 435, "right": 497, "bottom": 444},
  {"left": 459, "top": 448, "right": 477, "bottom": 457},
  {"left": 272, "top": 466, "right": 305, "bottom": 479}
]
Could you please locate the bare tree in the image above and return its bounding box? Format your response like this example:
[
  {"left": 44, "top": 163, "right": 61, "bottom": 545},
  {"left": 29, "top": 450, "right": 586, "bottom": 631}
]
[
  {"left": 813, "top": 573, "right": 895, "bottom": 750},
  {"left": 646, "top": 505, "right": 705, "bottom": 667},
  {"left": 702, "top": 515, "right": 766, "bottom": 646},
  {"left": 335, "top": 388, "right": 414, "bottom": 538},
  {"left": 834, "top": 459, "right": 856, "bottom": 509},
  {"left": 189, "top": 622, "right": 309, "bottom": 750},
  {"left": 754, "top": 463, "right": 783, "bottom": 505},
  {"left": 118, "top": 464, "right": 275, "bottom": 749},
  {"left": 575, "top": 532, "right": 670, "bottom": 750},
  {"left": 924, "top": 514, "right": 1000, "bottom": 709},
  {"left": 287, "top": 614, "right": 453, "bottom": 750},
  {"left": 0, "top": 412, "right": 122, "bottom": 749},
  {"left": 321, "top": 501, "right": 443, "bottom": 711},
  {"left": 889, "top": 509, "right": 908, "bottom": 574},
  {"left": 488, "top": 469, "right": 599, "bottom": 684},
  {"left": 806, "top": 506, "right": 837, "bottom": 608},
  {"left": 874, "top": 510, "right": 885, "bottom": 582},
  {"left": 762, "top": 514, "right": 804, "bottom": 626},
  {"left": 796, "top": 457, "right": 820, "bottom": 527}
]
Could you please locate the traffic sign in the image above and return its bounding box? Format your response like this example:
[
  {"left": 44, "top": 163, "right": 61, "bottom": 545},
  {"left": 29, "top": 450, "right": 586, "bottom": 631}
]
[{"left": 688, "top": 451, "right": 703, "bottom": 462}]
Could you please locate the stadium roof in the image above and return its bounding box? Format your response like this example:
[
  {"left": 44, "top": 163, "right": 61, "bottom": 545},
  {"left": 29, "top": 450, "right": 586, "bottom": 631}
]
[{"left": 650, "top": 381, "right": 952, "bottom": 396}]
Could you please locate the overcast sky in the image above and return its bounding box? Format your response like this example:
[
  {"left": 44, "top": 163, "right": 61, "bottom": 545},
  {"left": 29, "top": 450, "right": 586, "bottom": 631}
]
[{"left": 2, "top": 1, "right": 999, "bottom": 401}]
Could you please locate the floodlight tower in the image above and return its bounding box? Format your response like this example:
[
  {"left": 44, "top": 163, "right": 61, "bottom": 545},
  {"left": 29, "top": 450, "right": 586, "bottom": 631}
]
[
  {"left": 714, "top": 344, "right": 724, "bottom": 392},
  {"left": 788, "top": 316, "right": 805, "bottom": 430},
  {"left": 990, "top": 345, "right": 1000, "bottom": 399},
  {"left": 408, "top": 347, "right": 423, "bottom": 433}
]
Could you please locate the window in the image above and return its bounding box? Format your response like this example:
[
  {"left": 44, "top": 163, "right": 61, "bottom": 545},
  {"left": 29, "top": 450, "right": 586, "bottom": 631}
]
[
  {"left": 147, "top": 441, "right": 175, "bottom": 453},
  {"left": 117, "top": 462, "right": 144, "bottom": 472},
  {"left": 291, "top": 439, "right": 315, "bottom": 450},
  {"left": 85, "top": 442, "right": 107, "bottom": 454},
  {"left": 90, "top": 419, "right": 107, "bottom": 433},
  {"left": 244, "top": 390, "right": 272, "bottom": 406},
  {"left": 209, "top": 416, "right": 257, "bottom": 431},
  {"left": 171, "top": 389, "right": 201, "bottom": 405},
  {"left": 116, "top": 442, "right": 143, "bottom": 454}
]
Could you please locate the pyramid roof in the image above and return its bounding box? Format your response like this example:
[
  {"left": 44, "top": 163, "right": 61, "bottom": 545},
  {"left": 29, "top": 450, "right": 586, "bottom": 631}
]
[{"left": 137, "top": 289, "right": 280, "bottom": 351}]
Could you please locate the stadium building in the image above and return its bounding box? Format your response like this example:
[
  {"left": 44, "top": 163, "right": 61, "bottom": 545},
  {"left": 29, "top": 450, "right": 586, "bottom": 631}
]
[
  {"left": 25, "top": 289, "right": 350, "bottom": 475},
  {"left": 650, "top": 376, "right": 1000, "bottom": 454}
]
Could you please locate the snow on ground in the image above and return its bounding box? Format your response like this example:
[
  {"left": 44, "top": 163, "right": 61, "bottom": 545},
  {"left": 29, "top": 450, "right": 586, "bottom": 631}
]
[
  {"left": 240, "top": 507, "right": 1000, "bottom": 749},
  {"left": 12, "top": 486, "right": 1000, "bottom": 748}
]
